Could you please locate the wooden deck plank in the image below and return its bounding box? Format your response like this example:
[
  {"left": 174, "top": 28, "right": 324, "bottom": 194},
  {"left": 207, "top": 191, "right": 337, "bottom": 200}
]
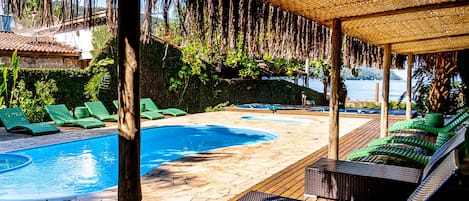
[
  {"left": 261, "top": 119, "right": 378, "bottom": 194},
  {"left": 229, "top": 118, "right": 398, "bottom": 201}
]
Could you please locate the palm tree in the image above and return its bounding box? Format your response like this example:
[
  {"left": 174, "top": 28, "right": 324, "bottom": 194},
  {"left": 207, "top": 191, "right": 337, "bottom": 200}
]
[{"left": 412, "top": 52, "right": 460, "bottom": 115}]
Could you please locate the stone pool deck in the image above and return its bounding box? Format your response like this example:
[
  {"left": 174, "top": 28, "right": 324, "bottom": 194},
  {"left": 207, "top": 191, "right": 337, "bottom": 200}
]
[{"left": 0, "top": 111, "right": 372, "bottom": 201}]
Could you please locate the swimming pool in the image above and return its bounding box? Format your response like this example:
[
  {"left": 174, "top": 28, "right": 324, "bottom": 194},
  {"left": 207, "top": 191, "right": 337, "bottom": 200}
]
[
  {"left": 234, "top": 103, "right": 286, "bottom": 110},
  {"left": 241, "top": 115, "right": 312, "bottom": 124},
  {"left": 308, "top": 107, "right": 417, "bottom": 116},
  {"left": 0, "top": 154, "right": 32, "bottom": 173},
  {"left": 0, "top": 125, "right": 277, "bottom": 200}
]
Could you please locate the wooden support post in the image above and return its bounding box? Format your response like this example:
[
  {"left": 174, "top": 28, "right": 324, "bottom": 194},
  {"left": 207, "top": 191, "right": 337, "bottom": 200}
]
[
  {"left": 406, "top": 53, "right": 413, "bottom": 120},
  {"left": 380, "top": 44, "right": 391, "bottom": 138},
  {"left": 329, "top": 19, "right": 342, "bottom": 160},
  {"left": 117, "top": 0, "right": 142, "bottom": 200}
]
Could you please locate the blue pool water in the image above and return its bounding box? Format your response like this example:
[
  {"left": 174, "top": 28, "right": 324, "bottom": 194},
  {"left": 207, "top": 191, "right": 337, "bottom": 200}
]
[
  {"left": 0, "top": 154, "right": 32, "bottom": 173},
  {"left": 0, "top": 125, "right": 276, "bottom": 200},
  {"left": 309, "top": 107, "right": 416, "bottom": 116},
  {"left": 234, "top": 104, "right": 286, "bottom": 110},
  {"left": 241, "top": 115, "right": 312, "bottom": 124}
]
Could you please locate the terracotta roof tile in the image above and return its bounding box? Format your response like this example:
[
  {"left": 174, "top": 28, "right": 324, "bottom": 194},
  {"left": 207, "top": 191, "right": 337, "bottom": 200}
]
[{"left": 0, "top": 31, "right": 80, "bottom": 55}]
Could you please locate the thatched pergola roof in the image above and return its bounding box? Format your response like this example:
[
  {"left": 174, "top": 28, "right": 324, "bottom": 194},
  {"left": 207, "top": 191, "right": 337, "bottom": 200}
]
[{"left": 261, "top": 0, "right": 469, "bottom": 54}]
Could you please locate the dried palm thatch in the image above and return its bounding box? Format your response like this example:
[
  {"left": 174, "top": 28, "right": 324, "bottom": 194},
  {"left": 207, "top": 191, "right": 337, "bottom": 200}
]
[{"left": 261, "top": 0, "right": 469, "bottom": 55}]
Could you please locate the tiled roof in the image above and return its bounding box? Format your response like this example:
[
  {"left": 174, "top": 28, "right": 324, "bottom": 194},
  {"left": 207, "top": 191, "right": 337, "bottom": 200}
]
[{"left": 0, "top": 31, "right": 80, "bottom": 55}]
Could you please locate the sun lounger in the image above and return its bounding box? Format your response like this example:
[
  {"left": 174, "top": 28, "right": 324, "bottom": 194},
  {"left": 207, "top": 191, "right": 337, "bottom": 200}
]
[
  {"left": 365, "top": 131, "right": 454, "bottom": 152},
  {"left": 304, "top": 126, "right": 467, "bottom": 201},
  {"left": 112, "top": 100, "right": 165, "bottom": 120},
  {"left": 388, "top": 109, "right": 469, "bottom": 135},
  {"left": 140, "top": 98, "right": 187, "bottom": 116},
  {"left": 45, "top": 104, "right": 106, "bottom": 129},
  {"left": 346, "top": 126, "right": 466, "bottom": 167},
  {"left": 390, "top": 107, "right": 467, "bottom": 129},
  {"left": 84, "top": 101, "right": 118, "bottom": 122},
  {"left": 0, "top": 107, "right": 60, "bottom": 135}
]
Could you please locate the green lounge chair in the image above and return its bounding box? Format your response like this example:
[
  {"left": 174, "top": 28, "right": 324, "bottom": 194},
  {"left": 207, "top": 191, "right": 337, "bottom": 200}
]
[
  {"left": 388, "top": 109, "right": 469, "bottom": 135},
  {"left": 389, "top": 108, "right": 468, "bottom": 132},
  {"left": 0, "top": 107, "right": 60, "bottom": 135},
  {"left": 346, "top": 126, "right": 466, "bottom": 167},
  {"left": 112, "top": 100, "right": 165, "bottom": 120},
  {"left": 84, "top": 101, "right": 118, "bottom": 122},
  {"left": 366, "top": 132, "right": 454, "bottom": 153},
  {"left": 140, "top": 98, "right": 187, "bottom": 116},
  {"left": 45, "top": 104, "right": 106, "bottom": 129}
]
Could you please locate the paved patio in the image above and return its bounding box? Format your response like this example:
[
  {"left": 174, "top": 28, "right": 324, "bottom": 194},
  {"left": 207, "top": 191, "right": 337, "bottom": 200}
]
[{"left": 0, "top": 111, "right": 372, "bottom": 201}]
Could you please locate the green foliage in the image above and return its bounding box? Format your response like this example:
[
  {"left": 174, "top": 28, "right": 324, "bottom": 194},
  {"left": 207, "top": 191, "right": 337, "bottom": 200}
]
[
  {"left": 0, "top": 64, "right": 8, "bottom": 108},
  {"left": 270, "top": 58, "right": 303, "bottom": 77},
  {"left": 91, "top": 25, "right": 113, "bottom": 58},
  {"left": 389, "top": 100, "right": 406, "bottom": 110},
  {"left": 181, "top": 42, "right": 208, "bottom": 80},
  {"left": 84, "top": 58, "right": 114, "bottom": 101},
  {"left": 154, "top": 22, "right": 184, "bottom": 46},
  {"left": 205, "top": 101, "right": 230, "bottom": 112},
  {"left": 18, "top": 68, "right": 91, "bottom": 109},
  {"left": 310, "top": 59, "right": 331, "bottom": 78},
  {"left": 346, "top": 100, "right": 413, "bottom": 110},
  {"left": 224, "top": 39, "right": 260, "bottom": 79},
  {"left": 96, "top": 37, "right": 326, "bottom": 114},
  {"left": 171, "top": 40, "right": 216, "bottom": 104},
  {"left": 238, "top": 62, "right": 260, "bottom": 79},
  {"left": 0, "top": 50, "right": 20, "bottom": 108},
  {"left": 11, "top": 79, "right": 58, "bottom": 122}
]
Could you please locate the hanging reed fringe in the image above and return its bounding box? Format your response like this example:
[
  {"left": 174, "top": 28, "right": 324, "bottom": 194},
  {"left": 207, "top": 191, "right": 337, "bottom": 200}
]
[
  {"left": 5, "top": 0, "right": 408, "bottom": 68},
  {"left": 181, "top": 0, "right": 404, "bottom": 68}
]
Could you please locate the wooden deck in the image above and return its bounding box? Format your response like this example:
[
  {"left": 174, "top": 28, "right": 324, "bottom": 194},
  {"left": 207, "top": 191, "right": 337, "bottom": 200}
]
[{"left": 229, "top": 118, "right": 399, "bottom": 201}]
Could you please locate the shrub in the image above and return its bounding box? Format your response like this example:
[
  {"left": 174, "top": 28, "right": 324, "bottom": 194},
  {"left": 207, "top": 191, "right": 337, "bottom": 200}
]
[
  {"left": 11, "top": 79, "right": 58, "bottom": 122},
  {"left": 205, "top": 102, "right": 230, "bottom": 112}
]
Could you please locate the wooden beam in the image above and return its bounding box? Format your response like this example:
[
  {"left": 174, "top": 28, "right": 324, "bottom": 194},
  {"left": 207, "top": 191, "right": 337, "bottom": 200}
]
[
  {"left": 406, "top": 53, "right": 413, "bottom": 120},
  {"left": 380, "top": 44, "right": 391, "bottom": 137},
  {"left": 385, "top": 33, "right": 469, "bottom": 46},
  {"left": 117, "top": 0, "right": 142, "bottom": 200},
  {"left": 397, "top": 46, "right": 469, "bottom": 55},
  {"left": 328, "top": 19, "right": 342, "bottom": 160},
  {"left": 377, "top": 33, "right": 469, "bottom": 45},
  {"left": 339, "top": 1, "right": 469, "bottom": 22},
  {"left": 413, "top": 48, "right": 469, "bottom": 55}
]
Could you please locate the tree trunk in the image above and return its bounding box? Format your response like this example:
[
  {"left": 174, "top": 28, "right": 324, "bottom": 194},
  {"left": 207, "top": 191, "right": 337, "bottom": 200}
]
[
  {"left": 163, "top": 0, "right": 171, "bottom": 36},
  {"left": 142, "top": 0, "right": 153, "bottom": 43},
  {"left": 106, "top": 0, "right": 116, "bottom": 35},
  {"left": 428, "top": 52, "right": 458, "bottom": 113},
  {"left": 117, "top": 0, "right": 142, "bottom": 200}
]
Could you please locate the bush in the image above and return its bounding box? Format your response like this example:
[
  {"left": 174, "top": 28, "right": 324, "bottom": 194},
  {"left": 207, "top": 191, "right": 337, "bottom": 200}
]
[
  {"left": 16, "top": 68, "right": 91, "bottom": 109},
  {"left": 205, "top": 102, "right": 231, "bottom": 112},
  {"left": 11, "top": 79, "right": 58, "bottom": 122}
]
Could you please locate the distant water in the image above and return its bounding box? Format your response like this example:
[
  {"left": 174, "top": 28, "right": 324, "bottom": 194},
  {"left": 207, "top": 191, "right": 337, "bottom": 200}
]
[{"left": 270, "top": 77, "right": 413, "bottom": 101}]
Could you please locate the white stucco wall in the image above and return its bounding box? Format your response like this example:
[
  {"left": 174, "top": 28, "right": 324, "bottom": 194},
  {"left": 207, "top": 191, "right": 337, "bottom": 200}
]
[{"left": 54, "top": 29, "right": 93, "bottom": 60}]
